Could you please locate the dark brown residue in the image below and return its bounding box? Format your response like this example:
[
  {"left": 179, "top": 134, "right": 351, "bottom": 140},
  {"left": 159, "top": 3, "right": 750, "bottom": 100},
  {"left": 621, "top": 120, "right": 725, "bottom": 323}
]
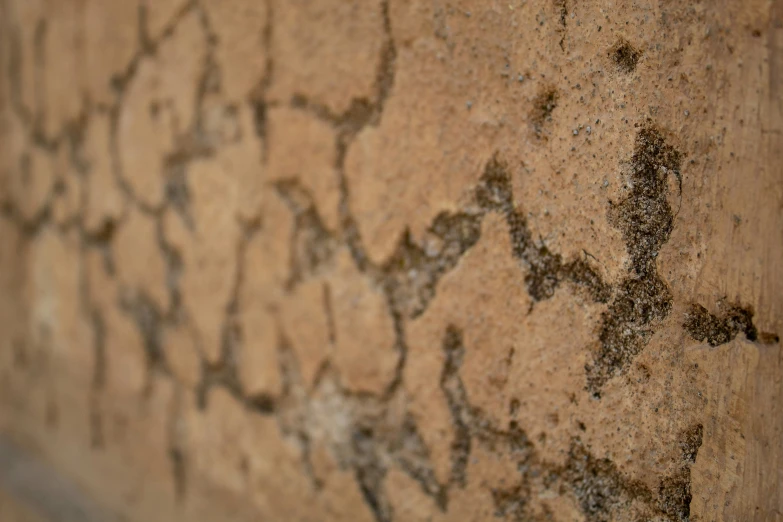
[
  {"left": 531, "top": 86, "right": 560, "bottom": 138},
  {"left": 562, "top": 441, "right": 653, "bottom": 522},
  {"left": 611, "top": 38, "right": 642, "bottom": 73},
  {"left": 656, "top": 424, "right": 703, "bottom": 521},
  {"left": 684, "top": 302, "right": 778, "bottom": 346},
  {"left": 587, "top": 125, "right": 681, "bottom": 396},
  {"left": 475, "top": 157, "right": 610, "bottom": 304}
]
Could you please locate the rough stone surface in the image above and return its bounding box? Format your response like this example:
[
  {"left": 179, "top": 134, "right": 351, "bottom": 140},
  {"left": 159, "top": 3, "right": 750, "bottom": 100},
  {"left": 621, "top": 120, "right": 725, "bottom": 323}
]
[{"left": 0, "top": 0, "right": 781, "bottom": 521}]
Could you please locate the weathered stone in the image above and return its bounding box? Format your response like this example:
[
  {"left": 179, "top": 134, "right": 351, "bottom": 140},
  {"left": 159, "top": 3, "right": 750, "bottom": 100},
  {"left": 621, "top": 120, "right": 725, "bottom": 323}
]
[
  {"left": 235, "top": 191, "right": 293, "bottom": 396},
  {"left": 113, "top": 208, "right": 169, "bottom": 313},
  {"left": 164, "top": 155, "right": 241, "bottom": 364},
  {"left": 202, "top": 0, "right": 268, "bottom": 101},
  {"left": 117, "top": 12, "right": 205, "bottom": 208},
  {"left": 270, "top": 0, "right": 384, "bottom": 114},
  {"left": 40, "top": 1, "right": 83, "bottom": 138},
  {"left": 84, "top": 113, "right": 126, "bottom": 233},
  {"left": 83, "top": 0, "right": 138, "bottom": 105},
  {"left": 280, "top": 278, "right": 332, "bottom": 388},
  {"left": 0, "top": 1, "right": 780, "bottom": 521},
  {"left": 267, "top": 107, "right": 340, "bottom": 231},
  {"left": 330, "top": 250, "right": 397, "bottom": 395}
]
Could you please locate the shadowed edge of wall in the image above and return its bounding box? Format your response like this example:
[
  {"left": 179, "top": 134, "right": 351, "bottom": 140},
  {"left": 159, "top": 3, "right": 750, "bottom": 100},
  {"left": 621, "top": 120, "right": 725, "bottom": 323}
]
[{"left": 0, "top": 436, "right": 122, "bottom": 522}]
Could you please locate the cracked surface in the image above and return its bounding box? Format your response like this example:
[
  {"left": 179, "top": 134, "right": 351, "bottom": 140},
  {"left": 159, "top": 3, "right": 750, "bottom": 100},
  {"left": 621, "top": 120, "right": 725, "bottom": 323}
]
[{"left": 0, "top": 0, "right": 782, "bottom": 521}]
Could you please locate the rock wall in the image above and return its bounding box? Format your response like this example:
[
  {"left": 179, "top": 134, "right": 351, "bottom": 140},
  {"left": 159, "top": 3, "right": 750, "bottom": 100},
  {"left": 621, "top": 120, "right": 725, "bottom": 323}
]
[{"left": 0, "top": 0, "right": 781, "bottom": 521}]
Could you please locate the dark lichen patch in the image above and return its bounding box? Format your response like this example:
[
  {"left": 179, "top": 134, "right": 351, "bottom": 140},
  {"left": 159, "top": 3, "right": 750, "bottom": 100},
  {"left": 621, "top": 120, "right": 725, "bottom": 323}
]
[
  {"left": 679, "top": 424, "right": 702, "bottom": 464},
  {"left": 561, "top": 259, "right": 612, "bottom": 303},
  {"left": 656, "top": 424, "right": 703, "bottom": 521},
  {"left": 587, "top": 126, "right": 681, "bottom": 395},
  {"left": 555, "top": 0, "right": 568, "bottom": 51},
  {"left": 612, "top": 126, "right": 681, "bottom": 277},
  {"left": 562, "top": 441, "right": 652, "bottom": 522},
  {"left": 531, "top": 86, "right": 559, "bottom": 138},
  {"left": 683, "top": 302, "right": 777, "bottom": 346},
  {"left": 475, "top": 156, "right": 514, "bottom": 213},
  {"left": 475, "top": 158, "right": 609, "bottom": 304},
  {"left": 433, "top": 327, "right": 678, "bottom": 522},
  {"left": 587, "top": 277, "right": 673, "bottom": 393},
  {"left": 382, "top": 211, "right": 483, "bottom": 318},
  {"left": 657, "top": 471, "right": 692, "bottom": 521},
  {"left": 610, "top": 38, "right": 642, "bottom": 73},
  {"left": 492, "top": 484, "right": 529, "bottom": 521},
  {"left": 555, "top": 0, "right": 568, "bottom": 27}
]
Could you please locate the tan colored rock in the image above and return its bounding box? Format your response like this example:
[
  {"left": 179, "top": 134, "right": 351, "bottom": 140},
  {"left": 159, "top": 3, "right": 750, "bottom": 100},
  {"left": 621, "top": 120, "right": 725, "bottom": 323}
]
[
  {"left": 280, "top": 278, "right": 332, "bottom": 388},
  {"left": 50, "top": 146, "right": 81, "bottom": 227},
  {"left": 85, "top": 249, "right": 147, "bottom": 397},
  {"left": 267, "top": 106, "right": 340, "bottom": 231},
  {"left": 187, "top": 387, "right": 315, "bottom": 518},
  {"left": 313, "top": 450, "right": 376, "bottom": 522},
  {"left": 3, "top": 0, "right": 43, "bottom": 119},
  {"left": 163, "top": 153, "right": 242, "bottom": 364},
  {"left": 0, "top": 220, "right": 26, "bottom": 358},
  {"left": 141, "top": 0, "right": 189, "bottom": 40},
  {"left": 163, "top": 322, "right": 203, "bottom": 389},
  {"left": 83, "top": 0, "right": 138, "bottom": 105},
  {"left": 27, "top": 230, "right": 92, "bottom": 375},
  {"left": 330, "top": 250, "right": 397, "bottom": 395},
  {"left": 236, "top": 191, "right": 293, "bottom": 396},
  {"left": 40, "top": 0, "right": 83, "bottom": 138},
  {"left": 384, "top": 468, "right": 446, "bottom": 522},
  {"left": 270, "top": 0, "right": 385, "bottom": 114},
  {"left": 236, "top": 309, "right": 279, "bottom": 398},
  {"left": 99, "top": 374, "right": 181, "bottom": 517},
  {"left": 8, "top": 148, "right": 55, "bottom": 223},
  {"left": 84, "top": 112, "right": 126, "bottom": 233},
  {"left": 117, "top": 11, "right": 205, "bottom": 208},
  {"left": 201, "top": 0, "right": 268, "bottom": 101},
  {"left": 113, "top": 208, "right": 169, "bottom": 313}
]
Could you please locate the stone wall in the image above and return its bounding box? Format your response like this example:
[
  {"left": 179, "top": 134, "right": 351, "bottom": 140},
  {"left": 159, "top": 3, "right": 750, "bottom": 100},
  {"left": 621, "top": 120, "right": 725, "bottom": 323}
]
[{"left": 0, "top": 0, "right": 781, "bottom": 520}]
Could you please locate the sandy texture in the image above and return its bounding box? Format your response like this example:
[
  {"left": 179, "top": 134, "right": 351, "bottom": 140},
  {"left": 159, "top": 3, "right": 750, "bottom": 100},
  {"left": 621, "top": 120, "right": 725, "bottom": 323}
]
[{"left": 0, "top": 0, "right": 781, "bottom": 521}]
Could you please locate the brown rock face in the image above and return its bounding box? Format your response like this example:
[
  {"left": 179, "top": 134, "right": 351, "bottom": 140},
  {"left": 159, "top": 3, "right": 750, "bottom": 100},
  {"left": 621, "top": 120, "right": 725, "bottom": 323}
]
[{"left": 0, "top": 1, "right": 781, "bottom": 521}]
